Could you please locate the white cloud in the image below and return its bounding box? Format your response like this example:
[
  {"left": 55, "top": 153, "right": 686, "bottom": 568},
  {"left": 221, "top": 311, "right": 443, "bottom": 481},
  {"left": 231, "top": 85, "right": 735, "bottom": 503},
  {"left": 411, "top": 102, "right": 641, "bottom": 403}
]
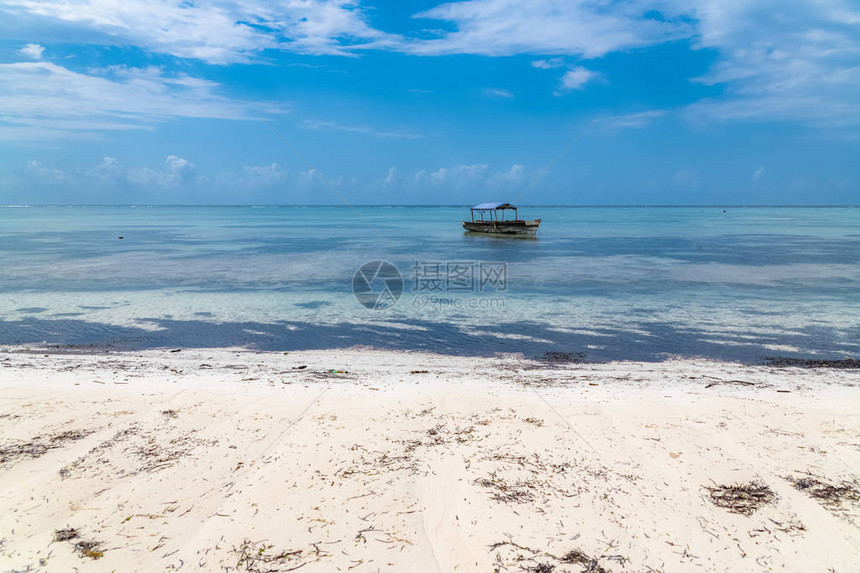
[
  {"left": 412, "top": 163, "right": 528, "bottom": 193},
  {"left": 752, "top": 165, "right": 766, "bottom": 182},
  {"left": 87, "top": 156, "right": 121, "bottom": 179},
  {"left": 683, "top": 0, "right": 860, "bottom": 127},
  {"left": 420, "top": 163, "right": 489, "bottom": 185},
  {"left": 410, "top": 0, "right": 860, "bottom": 127},
  {"left": 300, "top": 117, "right": 422, "bottom": 138},
  {"left": 601, "top": 110, "right": 666, "bottom": 130},
  {"left": 558, "top": 66, "right": 595, "bottom": 91},
  {"left": 382, "top": 166, "right": 397, "bottom": 186},
  {"left": 165, "top": 155, "right": 194, "bottom": 174},
  {"left": 215, "top": 163, "right": 289, "bottom": 190},
  {"left": 380, "top": 162, "right": 524, "bottom": 192},
  {"left": 531, "top": 57, "right": 565, "bottom": 69},
  {"left": 26, "top": 159, "right": 66, "bottom": 181},
  {"left": 484, "top": 88, "right": 514, "bottom": 98},
  {"left": 24, "top": 155, "right": 203, "bottom": 190},
  {"left": 0, "top": 0, "right": 400, "bottom": 63},
  {"left": 0, "top": 62, "right": 275, "bottom": 139},
  {"left": 1, "top": 0, "right": 857, "bottom": 132},
  {"left": 19, "top": 43, "right": 44, "bottom": 59},
  {"left": 22, "top": 156, "right": 307, "bottom": 196},
  {"left": 409, "top": 0, "right": 690, "bottom": 57},
  {"left": 490, "top": 163, "right": 524, "bottom": 185}
]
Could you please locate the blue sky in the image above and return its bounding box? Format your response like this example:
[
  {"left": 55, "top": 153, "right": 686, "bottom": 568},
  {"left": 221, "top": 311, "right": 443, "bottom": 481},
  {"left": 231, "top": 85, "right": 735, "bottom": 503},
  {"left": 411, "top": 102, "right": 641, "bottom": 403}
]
[{"left": 0, "top": 0, "right": 858, "bottom": 205}]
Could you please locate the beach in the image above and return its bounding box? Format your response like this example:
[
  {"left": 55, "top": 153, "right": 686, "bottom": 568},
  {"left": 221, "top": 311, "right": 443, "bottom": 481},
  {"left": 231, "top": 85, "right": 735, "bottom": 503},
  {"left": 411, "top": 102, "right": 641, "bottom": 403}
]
[
  {"left": 1, "top": 346, "right": 858, "bottom": 572},
  {"left": 4, "top": 0, "right": 860, "bottom": 570}
]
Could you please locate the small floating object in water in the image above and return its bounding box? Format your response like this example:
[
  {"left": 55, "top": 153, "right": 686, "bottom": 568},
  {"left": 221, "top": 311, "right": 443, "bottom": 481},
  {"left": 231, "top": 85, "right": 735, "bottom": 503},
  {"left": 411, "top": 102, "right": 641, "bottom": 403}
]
[
  {"left": 293, "top": 365, "right": 307, "bottom": 370},
  {"left": 118, "top": 236, "right": 124, "bottom": 239},
  {"left": 169, "top": 348, "right": 181, "bottom": 353}
]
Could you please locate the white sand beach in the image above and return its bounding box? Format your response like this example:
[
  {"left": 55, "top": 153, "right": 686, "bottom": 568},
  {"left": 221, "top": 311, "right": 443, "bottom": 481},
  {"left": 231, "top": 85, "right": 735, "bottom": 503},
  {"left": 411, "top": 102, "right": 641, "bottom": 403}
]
[{"left": 1, "top": 347, "right": 858, "bottom": 572}]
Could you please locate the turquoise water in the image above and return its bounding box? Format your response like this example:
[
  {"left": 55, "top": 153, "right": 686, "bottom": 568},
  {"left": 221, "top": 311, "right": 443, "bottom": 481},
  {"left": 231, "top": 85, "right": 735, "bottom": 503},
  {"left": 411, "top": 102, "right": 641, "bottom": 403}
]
[{"left": 1, "top": 205, "right": 858, "bottom": 361}]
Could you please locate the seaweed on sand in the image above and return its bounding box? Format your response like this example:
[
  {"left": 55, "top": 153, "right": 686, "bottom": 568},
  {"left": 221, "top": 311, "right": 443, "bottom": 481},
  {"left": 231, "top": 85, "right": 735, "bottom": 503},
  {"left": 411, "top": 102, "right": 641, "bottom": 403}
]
[
  {"left": 540, "top": 352, "right": 587, "bottom": 364},
  {"left": 786, "top": 474, "right": 860, "bottom": 512},
  {"left": 489, "top": 541, "right": 612, "bottom": 573},
  {"left": 53, "top": 527, "right": 80, "bottom": 542},
  {"left": 560, "top": 549, "right": 609, "bottom": 573},
  {"left": 0, "top": 429, "right": 93, "bottom": 464},
  {"left": 475, "top": 472, "right": 537, "bottom": 504},
  {"left": 59, "top": 425, "right": 214, "bottom": 478},
  {"left": 74, "top": 539, "right": 104, "bottom": 559},
  {"left": 233, "top": 539, "right": 326, "bottom": 572},
  {"left": 475, "top": 451, "right": 591, "bottom": 504},
  {"left": 53, "top": 528, "right": 104, "bottom": 559},
  {"left": 764, "top": 357, "right": 859, "bottom": 369},
  {"left": 705, "top": 481, "right": 777, "bottom": 516}
]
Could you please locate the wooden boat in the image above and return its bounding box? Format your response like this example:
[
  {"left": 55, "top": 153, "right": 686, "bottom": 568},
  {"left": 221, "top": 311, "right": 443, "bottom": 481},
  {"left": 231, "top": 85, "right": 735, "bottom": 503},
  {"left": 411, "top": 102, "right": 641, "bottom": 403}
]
[{"left": 462, "top": 202, "right": 541, "bottom": 236}]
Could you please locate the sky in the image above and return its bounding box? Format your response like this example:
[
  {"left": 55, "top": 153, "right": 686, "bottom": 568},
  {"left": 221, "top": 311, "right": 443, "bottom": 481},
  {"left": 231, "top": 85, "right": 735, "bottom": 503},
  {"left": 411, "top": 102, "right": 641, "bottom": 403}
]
[{"left": 0, "top": 0, "right": 858, "bottom": 205}]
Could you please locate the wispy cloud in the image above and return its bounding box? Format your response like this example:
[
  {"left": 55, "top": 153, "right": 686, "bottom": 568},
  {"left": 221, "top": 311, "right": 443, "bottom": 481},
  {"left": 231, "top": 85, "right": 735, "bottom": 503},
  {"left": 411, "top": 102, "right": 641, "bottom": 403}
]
[
  {"left": 409, "top": 0, "right": 690, "bottom": 57},
  {"left": 483, "top": 88, "right": 514, "bottom": 99},
  {"left": 412, "top": 162, "right": 525, "bottom": 189},
  {"left": 300, "top": 118, "right": 423, "bottom": 139},
  {"left": 683, "top": 0, "right": 860, "bottom": 127},
  {"left": 531, "top": 57, "right": 565, "bottom": 69},
  {"left": 0, "top": 0, "right": 401, "bottom": 63},
  {"left": 0, "top": 62, "right": 279, "bottom": 139},
  {"left": 2, "top": 0, "right": 858, "bottom": 132},
  {"left": 411, "top": 0, "right": 860, "bottom": 128},
  {"left": 600, "top": 110, "right": 666, "bottom": 130}
]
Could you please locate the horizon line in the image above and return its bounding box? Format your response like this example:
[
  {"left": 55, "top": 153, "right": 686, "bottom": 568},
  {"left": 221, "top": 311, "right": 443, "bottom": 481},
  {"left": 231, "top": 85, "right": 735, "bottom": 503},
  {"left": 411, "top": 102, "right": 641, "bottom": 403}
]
[{"left": 2, "top": 204, "right": 858, "bottom": 209}]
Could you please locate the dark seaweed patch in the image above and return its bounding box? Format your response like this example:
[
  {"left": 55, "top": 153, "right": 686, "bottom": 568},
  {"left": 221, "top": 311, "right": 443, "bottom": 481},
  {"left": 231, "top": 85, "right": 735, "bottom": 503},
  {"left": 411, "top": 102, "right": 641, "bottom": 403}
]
[{"left": 705, "top": 481, "right": 777, "bottom": 516}]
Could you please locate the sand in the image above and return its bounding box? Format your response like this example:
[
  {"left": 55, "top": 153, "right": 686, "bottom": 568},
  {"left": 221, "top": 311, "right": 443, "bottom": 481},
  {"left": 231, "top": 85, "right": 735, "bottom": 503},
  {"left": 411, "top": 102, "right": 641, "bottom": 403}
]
[{"left": 0, "top": 346, "right": 858, "bottom": 572}]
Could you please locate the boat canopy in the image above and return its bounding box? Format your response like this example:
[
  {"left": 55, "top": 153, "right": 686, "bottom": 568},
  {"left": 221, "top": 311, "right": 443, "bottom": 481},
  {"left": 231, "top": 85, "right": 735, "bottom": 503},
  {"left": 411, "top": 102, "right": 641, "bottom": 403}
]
[{"left": 471, "top": 202, "right": 516, "bottom": 211}]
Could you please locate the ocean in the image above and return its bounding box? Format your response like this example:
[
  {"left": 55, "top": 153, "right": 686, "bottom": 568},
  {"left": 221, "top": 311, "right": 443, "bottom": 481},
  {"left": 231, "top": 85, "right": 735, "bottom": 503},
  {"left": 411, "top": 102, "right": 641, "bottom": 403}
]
[{"left": 1, "top": 205, "right": 858, "bottom": 361}]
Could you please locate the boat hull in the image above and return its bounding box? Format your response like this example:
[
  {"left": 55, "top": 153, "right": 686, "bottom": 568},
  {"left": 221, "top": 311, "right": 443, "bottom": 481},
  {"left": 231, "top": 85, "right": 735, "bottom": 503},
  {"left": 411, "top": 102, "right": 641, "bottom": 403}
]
[{"left": 462, "top": 219, "right": 541, "bottom": 236}]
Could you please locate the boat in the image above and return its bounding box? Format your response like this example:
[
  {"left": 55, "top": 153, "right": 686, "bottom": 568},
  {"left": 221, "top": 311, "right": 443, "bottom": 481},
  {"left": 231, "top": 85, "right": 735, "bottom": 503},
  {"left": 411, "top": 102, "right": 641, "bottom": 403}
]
[{"left": 462, "top": 202, "right": 541, "bottom": 236}]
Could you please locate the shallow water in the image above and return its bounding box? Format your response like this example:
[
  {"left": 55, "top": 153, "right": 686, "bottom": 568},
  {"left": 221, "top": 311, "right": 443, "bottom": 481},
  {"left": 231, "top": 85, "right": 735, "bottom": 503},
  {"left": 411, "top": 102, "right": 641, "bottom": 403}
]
[{"left": 1, "top": 205, "right": 858, "bottom": 360}]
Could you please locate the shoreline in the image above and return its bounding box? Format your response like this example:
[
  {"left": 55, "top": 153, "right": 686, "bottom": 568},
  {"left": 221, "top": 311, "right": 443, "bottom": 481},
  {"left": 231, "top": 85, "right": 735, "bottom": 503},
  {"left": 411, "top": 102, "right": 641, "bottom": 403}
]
[{"left": 1, "top": 347, "right": 858, "bottom": 571}]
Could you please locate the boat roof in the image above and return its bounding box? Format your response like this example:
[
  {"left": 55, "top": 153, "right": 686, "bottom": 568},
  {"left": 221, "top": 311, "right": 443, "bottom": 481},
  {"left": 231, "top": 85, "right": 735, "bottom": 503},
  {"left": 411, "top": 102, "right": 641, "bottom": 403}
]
[{"left": 471, "top": 202, "right": 516, "bottom": 210}]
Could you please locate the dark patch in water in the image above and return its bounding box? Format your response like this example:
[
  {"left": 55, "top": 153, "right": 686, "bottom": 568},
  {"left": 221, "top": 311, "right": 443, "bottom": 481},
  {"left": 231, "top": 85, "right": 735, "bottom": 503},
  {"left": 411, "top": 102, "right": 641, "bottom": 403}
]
[
  {"left": 16, "top": 307, "right": 47, "bottom": 314},
  {"left": 294, "top": 301, "right": 332, "bottom": 309},
  {"left": 0, "top": 315, "right": 856, "bottom": 363}
]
